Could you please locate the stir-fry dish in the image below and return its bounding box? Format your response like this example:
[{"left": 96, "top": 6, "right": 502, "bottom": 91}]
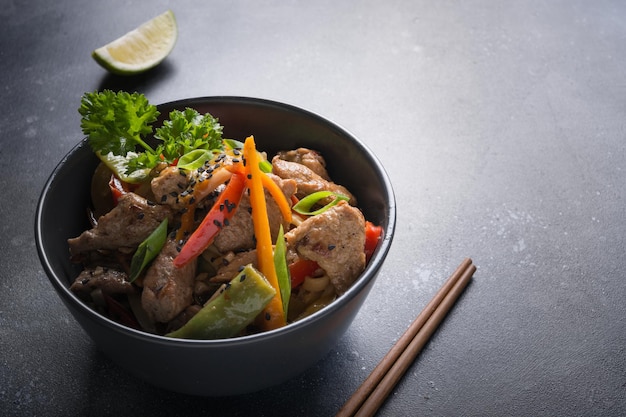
[{"left": 68, "top": 91, "right": 383, "bottom": 339}]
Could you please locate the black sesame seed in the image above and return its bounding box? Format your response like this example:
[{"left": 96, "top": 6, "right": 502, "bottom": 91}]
[
  {"left": 265, "top": 312, "right": 271, "bottom": 321},
  {"left": 147, "top": 200, "right": 156, "bottom": 206},
  {"left": 223, "top": 218, "right": 230, "bottom": 226},
  {"left": 239, "top": 273, "right": 246, "bottom": 282},
  {"left": 247, "top": 174, "right": 252, "bottom": 179},
  {"left": 219, "top": 203, "right": 225, "bottom": 212},
  {"left": 328, "top": 244, "right": 336, "bottom": 251},
  {"left": 137, "top": 212, "right": 145, "bottom": 220},
  {"left": 225, "top": 282, "right": 231, "bottom": 290},
  {"left": 232, "top": 158, "right": 240, "bottom": 163},
  {"left": 175, "top": 246, "right": 182, "bottom": 252},
  {"left": 238, "top": 265, "right": 245, "bottom": 272},
  {"left": 161, "top": 195, "right": 168, "bottom": 202},
  {"left": 169, "top": 191, "right": 178, "bottom": 197},
  {"left": 213, "top": 219, "right": 222, "bottom": 228},
  {"left": 189, "top": 197, "right": 196, "bottom": 204}
]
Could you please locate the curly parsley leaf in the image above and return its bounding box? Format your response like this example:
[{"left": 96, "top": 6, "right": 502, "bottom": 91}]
[
  {"left": 79, "top": 90, "right": 159, "bottom": 156},
  {"left": 154, "top": 108, "right": 224, "bottom": 164}
]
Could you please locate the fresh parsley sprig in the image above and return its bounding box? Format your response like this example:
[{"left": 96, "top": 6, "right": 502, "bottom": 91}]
[
  {"left": 79, "top": 90, "right": 159, "bottom": 156},
  {"left": 78, "top": 90, "right": 225, "bottom": 183}
]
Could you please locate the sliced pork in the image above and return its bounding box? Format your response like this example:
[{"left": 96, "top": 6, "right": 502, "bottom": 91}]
[
  {"left": 68, "top": 193, "right": 172, "bottom": 255},
  {"left": 141, "top": 239, "right": 197, "bottom": 323},
  {"left": 209, "top": 250, "right": 258, "bottom": 283},
  {"left": 213, "top": 174, "right": 296, "bottom": 253},
  {"left": 150, "top": 166, "right": 191, "bottom": 210},
  {"left": 285, "top": 200, "right": 365, "bottom": 294},
  {"left": 271, "top": 157, "right": 356, "bottom": 205},
  {"left": 69, "top": 266, "right": 135, "bottom": 298},
  {"left": 275, "top": 148, "right": 330, "bottom": 180}
]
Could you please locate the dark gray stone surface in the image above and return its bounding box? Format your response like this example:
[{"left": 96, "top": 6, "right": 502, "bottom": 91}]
[{"left": 2, "top": 0, "right": 625, "bottom": 415}]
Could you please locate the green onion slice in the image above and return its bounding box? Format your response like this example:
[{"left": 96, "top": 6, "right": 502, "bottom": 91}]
[
  {"left": 292, "top": 191, "right": 350, "bottom": 216},
  {"left": 273, "top": 225, "right": 290, "bottom": 319},
  {"left": 177, "top": 149, "right": 213, "bottom": 171},
  {"left": 129, "top": 218, "right": 168, "bottom": 282}
]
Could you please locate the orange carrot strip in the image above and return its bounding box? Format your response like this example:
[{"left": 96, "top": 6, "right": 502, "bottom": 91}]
[
  {"left": 244, "top": 136, "right": 286, "bottom": 330},
  {"left": 260, "top": 172, "right": 292, "bottom": 224}
]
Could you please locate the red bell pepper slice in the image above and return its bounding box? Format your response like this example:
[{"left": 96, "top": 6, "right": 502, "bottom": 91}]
[
  {"left": 103, "top": 293, "right": 141, "bottom": 330},
  {"left": 288, "top": 259, "right": 320, "bottom": 289},
  {"left": 109, "top": 174, "right": 131, "bottom": 205},
  {"left": 173, "top": 171, "right": 246, "bottom": 267},
  {"left": 364, "top": 221, "right": 383, "bottom": 262}
]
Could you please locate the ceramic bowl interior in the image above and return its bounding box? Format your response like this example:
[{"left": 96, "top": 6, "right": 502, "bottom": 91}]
[{"left": 35, "top": 96, "right": 396, "bottom": 396}]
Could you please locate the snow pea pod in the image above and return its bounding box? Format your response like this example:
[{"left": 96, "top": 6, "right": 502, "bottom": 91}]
[{"left": 166, "top": 264, "right": 276, "bottom": 340}]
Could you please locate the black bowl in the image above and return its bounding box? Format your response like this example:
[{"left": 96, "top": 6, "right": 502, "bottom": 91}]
[{"left": 35, "top": 96, "right": 396, "bottom": 396}]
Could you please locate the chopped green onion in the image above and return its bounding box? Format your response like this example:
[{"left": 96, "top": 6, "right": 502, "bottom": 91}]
[
  {"left": 223, "top": 138, "right": 243, "bottom": 151},
  {"left": 177, "top": 149, "right": 213, "bottom": 171},
  {"left": 258, "top": 159, "right": 272, "bottom": 173},
  {"left": 129, "top": 218, "right": 168, "bottom": 282},
  {"left": 273, "top": 225, "right": 290, "bottom": 319},
  {"left": 292, "top": 191, "right": 350, "bottom": 216}
]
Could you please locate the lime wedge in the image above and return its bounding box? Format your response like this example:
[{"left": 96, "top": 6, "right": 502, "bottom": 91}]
[{"left": 92, "top": 10, "right": 177, "bottom": 75}]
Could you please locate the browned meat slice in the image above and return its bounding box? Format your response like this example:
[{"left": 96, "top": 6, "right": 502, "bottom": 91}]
[
  {"left": 213, "top": 174, "right": 296, "bottom": 253},
  {"left": 212, "top": 194, "right": 255, "bottom": 253},
  {"left": 69, "top": 266, "right": 135, "bottom": 297},
  {"left": 271, "top": 157, "right": 356, "bottom": 205},
  {"left": 141, "top": 239, "right": 197, "bottom": 323},
  {"left": 150, "top": 166, "right": 191, "bottom": 210},
  {"left": 285, "top": 201, "right": 365, "bottom": 294},
  {"left": 276, "top": 148, "right": 330, "bottom": 180},
  {"left": 68, "top": 193, "right": 172, "bottom": 255},
  {"left": 209, "top": 250, "right": 258, "bottom": 283}
]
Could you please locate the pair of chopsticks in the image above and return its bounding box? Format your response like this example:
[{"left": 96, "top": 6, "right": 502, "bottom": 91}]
[{"left": 336, "top": 258, "right": 476, "bottom": 417}]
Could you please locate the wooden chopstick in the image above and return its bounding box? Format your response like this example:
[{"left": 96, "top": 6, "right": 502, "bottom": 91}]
[{"left": 336, "top": 258, "right": 476, "bottom": 417}]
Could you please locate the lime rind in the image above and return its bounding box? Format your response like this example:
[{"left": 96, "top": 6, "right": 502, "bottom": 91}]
[{"left": 92, "top": 10, "right": 177, "bottom": 76}]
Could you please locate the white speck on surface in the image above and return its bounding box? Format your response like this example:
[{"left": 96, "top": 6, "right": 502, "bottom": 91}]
[
  {"left": 513, "top": 238, "right": 526, "bottom": 252},
  {"left": 24, "top": 126, "right": 37, "bottom": 138},
  {"left": 410, "top": 264, "right": 433, "bottom": 291}
]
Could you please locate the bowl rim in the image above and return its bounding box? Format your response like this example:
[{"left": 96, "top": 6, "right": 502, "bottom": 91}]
[{"left": 35, "top": 95, "right": 396, "bottom": 347}]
